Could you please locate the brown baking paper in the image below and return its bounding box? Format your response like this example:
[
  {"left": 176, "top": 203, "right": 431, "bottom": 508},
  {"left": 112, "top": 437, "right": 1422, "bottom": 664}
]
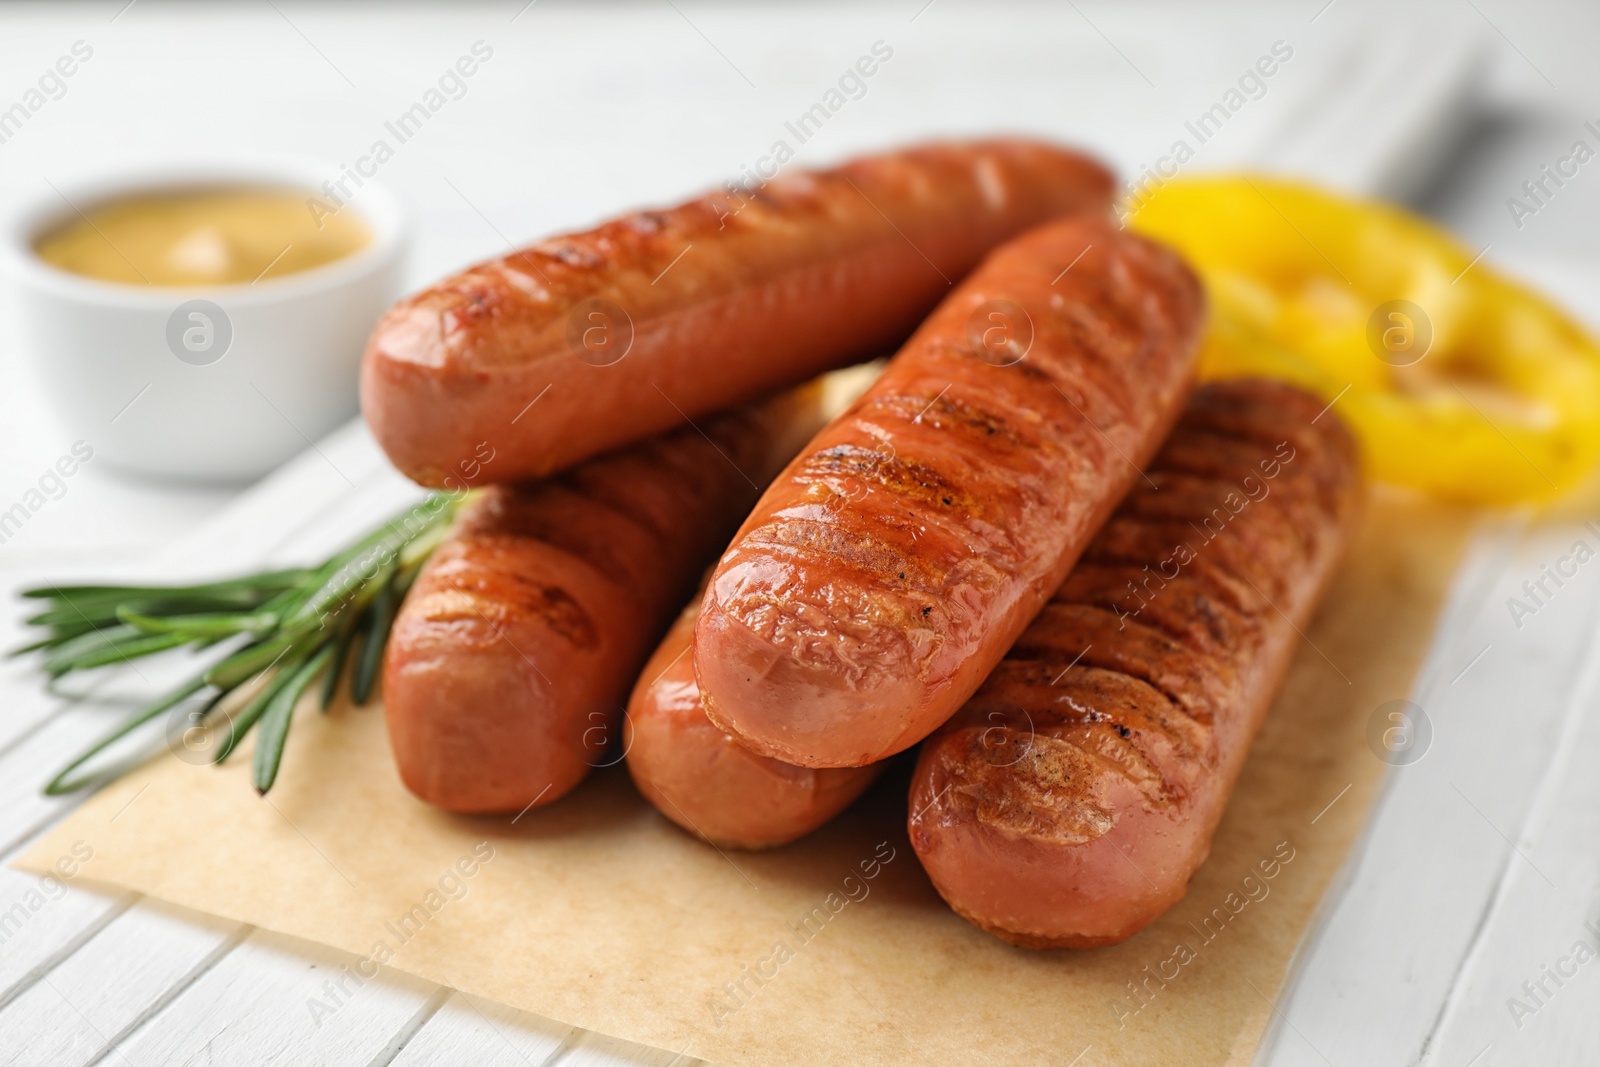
[{"left": 19, "top": 488, "right": 1469, "bottom": 1067}]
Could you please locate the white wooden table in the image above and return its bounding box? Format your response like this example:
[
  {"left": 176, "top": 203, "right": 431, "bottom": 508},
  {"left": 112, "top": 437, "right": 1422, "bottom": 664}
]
[{"left": 2, "top": 3, "right": 1597, "bottom": 1063}]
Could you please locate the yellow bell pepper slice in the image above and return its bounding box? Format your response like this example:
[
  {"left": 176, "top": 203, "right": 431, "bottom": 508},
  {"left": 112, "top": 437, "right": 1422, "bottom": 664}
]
[{"left": 1129, "top": 176, "right": 1600, "bottom": 504}]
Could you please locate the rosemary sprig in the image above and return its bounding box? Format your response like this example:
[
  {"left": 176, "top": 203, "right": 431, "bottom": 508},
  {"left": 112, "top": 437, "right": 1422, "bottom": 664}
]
[{"left": 21, "top": 493, "right": 462, "bottom": 796}]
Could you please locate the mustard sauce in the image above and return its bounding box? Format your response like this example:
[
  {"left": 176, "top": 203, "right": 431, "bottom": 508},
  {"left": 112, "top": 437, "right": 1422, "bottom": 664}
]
[{"left": 34, "top": 187, "right": 371, "bottom": 287}]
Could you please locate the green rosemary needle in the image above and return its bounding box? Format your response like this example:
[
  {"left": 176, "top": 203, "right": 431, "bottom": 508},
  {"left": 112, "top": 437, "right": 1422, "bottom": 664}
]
[{"left": 25, "top": 492, "right": 462, "bottom": 796}]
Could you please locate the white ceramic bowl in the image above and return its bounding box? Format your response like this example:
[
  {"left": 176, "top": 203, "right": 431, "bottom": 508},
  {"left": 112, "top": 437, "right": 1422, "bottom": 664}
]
[{"left": 0, "top": 158, "right": 408, "bottom": 482}]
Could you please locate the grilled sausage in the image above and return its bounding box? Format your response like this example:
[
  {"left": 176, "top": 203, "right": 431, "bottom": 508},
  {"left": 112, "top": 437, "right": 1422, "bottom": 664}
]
[
  {"left": 383, "top": 384, "right": 827, "bottom": 814},
  {"left": 693, "top": 216, "right": 1205, "bottom": 768},
  {"left": 362, "top": 140, "right": 1114, "bottom": 487},
  {"left": 625, "top": 591, "right": 883, "bottom": 850},
  {"left": 907, "top": 380, "right": 1362, "bottom": 948}
]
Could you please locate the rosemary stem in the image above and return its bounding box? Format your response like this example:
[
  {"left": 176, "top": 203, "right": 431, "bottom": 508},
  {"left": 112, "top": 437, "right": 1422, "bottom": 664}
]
[{"left": 27, "top": 492, "right": 462, "bottom": 796}]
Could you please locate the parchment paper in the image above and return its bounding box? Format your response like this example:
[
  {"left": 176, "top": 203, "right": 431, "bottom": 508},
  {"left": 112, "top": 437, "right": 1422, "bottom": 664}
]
[{"left": 19, "top": 487, "right": 1470, "bottom": 1067}]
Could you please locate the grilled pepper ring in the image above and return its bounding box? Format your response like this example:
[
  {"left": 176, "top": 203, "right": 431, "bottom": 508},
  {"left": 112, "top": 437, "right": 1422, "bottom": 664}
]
[{"left": 1130, "top": 176, "right": 1600, "bottom": 504}]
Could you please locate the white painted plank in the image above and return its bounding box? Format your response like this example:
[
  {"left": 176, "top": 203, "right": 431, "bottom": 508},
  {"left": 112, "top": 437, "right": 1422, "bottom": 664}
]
[
  {"left": 387, "top": 992, "right": 573, "bottom": 1067},
  {"left": 1259, "top": 513, "right": 1600, "bottom": 1066},
  {"left": 387, "top": 992, "right": 700, "bottom": 1067},
  {"left": 0, "top": 670, "right": 114, "bottom": 771},
  {"left": 1260, "top": 17, "right": 1486, "bottom": 199},
  {"left": 561, "top": 1029, "right": 698, "bottom": 1067},
  {"left": 0, "top": 697, "right": 204, "bottom": 1021},
  {"left": 108, "top": 928, "right": 437, "bottom": 1067},
  {"left": 1421, "top": 628, "right": 1600, "bottom": 1064},
  {"left": 0, "top": 901, "right": 244, "bottom": 1067},
  {"left": 0, "top": 868, "right": 129, "bottom": 1012}
]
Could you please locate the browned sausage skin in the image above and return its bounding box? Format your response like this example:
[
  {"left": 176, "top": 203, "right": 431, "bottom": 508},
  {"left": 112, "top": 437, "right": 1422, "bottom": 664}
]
[
  {"left": 693, "top": 216, "right": 1205, "bottom": 768},
  {"left": 383, "top": 386, "right": 825, "bottom": 815},
  {"left": 908, "top": 380, "right": 1363, "bottom": 949},
  {"left": 362, "top": 140, "right": 1114, "bottom": 487},
  {"left": 625, "top": 593, "right": 883, "bottom": 850}
]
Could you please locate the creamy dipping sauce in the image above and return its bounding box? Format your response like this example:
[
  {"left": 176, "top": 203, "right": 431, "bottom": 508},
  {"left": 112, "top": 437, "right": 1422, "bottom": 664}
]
[{"left": 34, "top": 187, "right": 371, "bottom": 287}]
